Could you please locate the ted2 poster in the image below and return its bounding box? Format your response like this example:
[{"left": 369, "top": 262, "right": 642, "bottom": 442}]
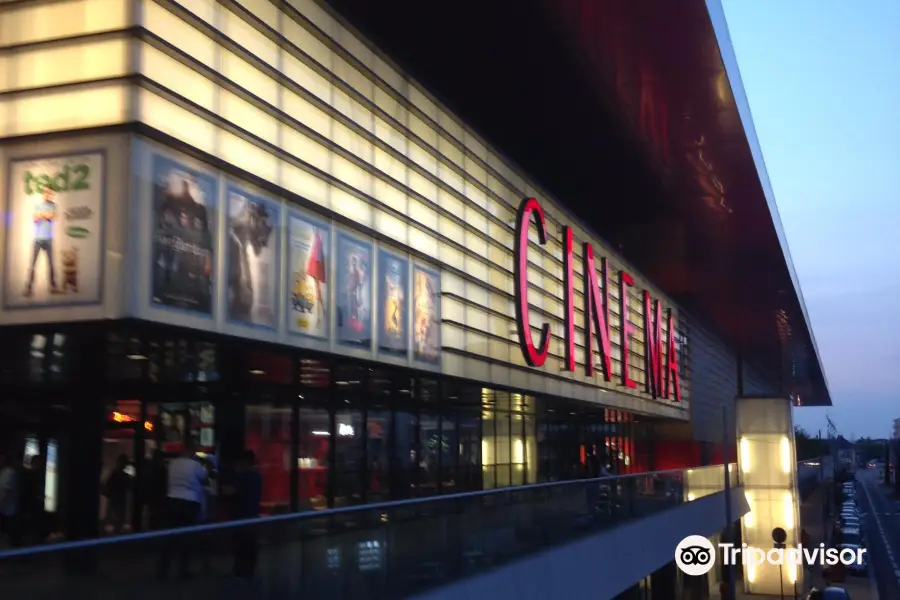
[{"left": 4, "top": 152, "right": 105, "bottom": 309}]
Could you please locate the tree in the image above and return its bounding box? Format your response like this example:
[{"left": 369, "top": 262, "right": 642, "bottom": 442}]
[{"left": 794, "top": 426, "right": 829, "bottom": 461}]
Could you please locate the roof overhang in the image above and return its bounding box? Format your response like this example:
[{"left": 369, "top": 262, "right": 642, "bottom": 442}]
[{"left": 321, "top": 0, "right": 832, "bottom": 406}]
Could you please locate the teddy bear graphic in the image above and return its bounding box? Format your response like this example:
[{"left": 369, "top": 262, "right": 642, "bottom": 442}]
[{"left": 60, "top": 248, "right": 78, "bottom": 294}]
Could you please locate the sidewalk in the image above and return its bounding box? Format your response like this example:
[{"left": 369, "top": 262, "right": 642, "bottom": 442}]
[{"left": 710, "top": 481, "right": 877, "bottom": 599}]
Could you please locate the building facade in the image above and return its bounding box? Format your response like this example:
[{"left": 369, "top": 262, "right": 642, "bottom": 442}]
[{"left": 0, "top": 0, "right": 809, "bottom": 549}]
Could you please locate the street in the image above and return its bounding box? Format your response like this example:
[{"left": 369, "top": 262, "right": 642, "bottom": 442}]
[{"left": 856, "top": 468, "right": 900, "bottom": 599}]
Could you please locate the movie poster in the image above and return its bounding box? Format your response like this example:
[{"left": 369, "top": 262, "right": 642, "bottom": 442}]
[
  {"left": 413, "top": 265, "right": 441, "bottom": 364},
  {"left": 225, "top": 183, "right": 280, "bottom": 328},
  {"left": 3, "top": 152, "right": 105, "bottom": 308},
  {"left": 336, "top": 233, "right": 372, "bottom": 346},
  {"left": 378, "top": 249, "right": 408, "bottom": 355},
  {"left": 287, "top": 211, "right": 330, "bottom": 338},
  {"left": 150, "top": 153, "right": 218, "bottom": 316}
]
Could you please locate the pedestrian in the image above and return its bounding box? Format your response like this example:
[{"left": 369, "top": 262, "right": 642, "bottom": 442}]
[{"left": 156, "top": 441, "right": 208, "bottom": 579}]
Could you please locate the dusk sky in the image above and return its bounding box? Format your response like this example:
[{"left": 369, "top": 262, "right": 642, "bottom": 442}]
[{"left": 722, "top": 0, "right": 900, "bottom": 439}]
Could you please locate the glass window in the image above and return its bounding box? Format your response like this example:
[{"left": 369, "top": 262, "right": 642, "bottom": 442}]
[
  {"left": 481, "top": 407, "right": 495, "bottom": 489},
  {"left": 417, "top": 410, "right": 441, "bottom": 496},
  {"left": 333, "top": 404, "right": 364, "bottom": 507},
  {"left": 147, "top": 337, "right": 219, "bottom": 383},
  {"left": 495, "top": 410, "right": 512, "bottom": 488},
  {"left": 297, "top": 406, "right": 330, "bottom": 510},
  {"left": 394, "top": 405, "right": 417, "bottom": 499},
  {"left": 106, "top": 332, "right": 143, "bottom": 381},
  {"left": 456, "top": 409, "right": 481, "bottom": 492},
  {"left": 366, "top": 401, "right": 392, "bottom": 503},
  {"left": 150, "top": 401, "right": 215, "bottom": 454},
  {"left": 245, "top": 348, "right": 293, "bottom": 384},
  {"left": 299, "top": 357, "right": 331, "bottom": 389},
  {"left": 245, "top": 401, "right": 292, "bottom": 515}
]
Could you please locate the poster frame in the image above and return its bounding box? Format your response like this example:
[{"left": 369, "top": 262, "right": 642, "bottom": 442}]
[
  {"left": 412, "top": 262, "right": 442, "bottom": 366},
  {"left": 147, "top": 150, "right": 219, "bottom": 321},
  {"left": 376, "top": 247, "right": 409, "bottom": 358},
  {"left": 3, "top": 149, "right": 108, "bottom": 310},
  {"left": 223, "top": 180, "right": 282, "bottom": 332},
  {"left": 285, "top": 208, "right": 333, "bottom": 342},
  {"left": 334, "top": 229, "right": 375, "bottom": 350}
]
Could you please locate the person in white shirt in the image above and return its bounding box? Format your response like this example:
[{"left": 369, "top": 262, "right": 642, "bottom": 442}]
[
  {"left": 156, "top": 441, "right": 208, "bottom": 579},
  {"left": 0, "top": 451, "right": 22, "bottom": 548}
]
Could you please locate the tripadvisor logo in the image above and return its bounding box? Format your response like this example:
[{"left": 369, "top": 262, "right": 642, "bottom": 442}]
[
  {"left": 675, "top": 535, "right": 866, "bottom": 577},
  {"left": 23, "top": 163, "right": 91, "bottom": 194}
]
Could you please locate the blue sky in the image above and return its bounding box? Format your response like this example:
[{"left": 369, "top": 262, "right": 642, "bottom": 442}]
[{"left": 721, "top": 0, "right": 900, "bottom": 439}]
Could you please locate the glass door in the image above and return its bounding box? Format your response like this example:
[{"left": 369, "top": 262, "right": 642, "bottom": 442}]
[{"left": 99, "top": 400, "right": 142, "bottom": 536}]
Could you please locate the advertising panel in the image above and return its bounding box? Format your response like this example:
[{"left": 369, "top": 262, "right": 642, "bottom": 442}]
[
  {"left": 150, "top": 153, "right": 218, "bottom": 316},
  {"left": 335, "top": 232, "right": 372, "bottom": 346},
  {"left": 287, "top": 211, "right": 330, "bottom": 339},
  {"left": 377, "top": 249, "right": 408, "bottom": 355},
  {"left": 413, "top": 265, "right": 441, "bottom": 364},
  {"left": 3, "top": 152, "right": 105, "bottom": 308},
  {"left": 225, "top": 183, "right": 280, "bottom": 328}
]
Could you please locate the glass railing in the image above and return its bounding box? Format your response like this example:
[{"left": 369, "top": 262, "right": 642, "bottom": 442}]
[{"left": 0, "top": 466, "right": 735, "bottom": 600}]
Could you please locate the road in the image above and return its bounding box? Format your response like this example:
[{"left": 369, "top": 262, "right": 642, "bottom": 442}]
[{"left": 857, "top": 468, "right": 900, "bottom": 599}]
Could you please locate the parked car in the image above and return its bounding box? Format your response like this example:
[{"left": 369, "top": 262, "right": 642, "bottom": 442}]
[
  {"left": 837, "top": 543, "right": 867, "bottom": 575},
  {"left": 805, "top": 585, "right": 853, "bottom": 599}
]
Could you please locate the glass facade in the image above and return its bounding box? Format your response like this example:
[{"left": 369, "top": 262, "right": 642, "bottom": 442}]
[{"left": 0, "top": 320, "right": 650, "bottom": 543}]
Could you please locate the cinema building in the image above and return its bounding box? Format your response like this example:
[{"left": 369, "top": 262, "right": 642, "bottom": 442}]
[{"left": 0, "top": 0, "right": 829, "bottom": 590}]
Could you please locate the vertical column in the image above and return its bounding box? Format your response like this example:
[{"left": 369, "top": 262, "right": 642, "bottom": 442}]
[{"left": 735, "top": 396, "right": 802, "bottom": 595}]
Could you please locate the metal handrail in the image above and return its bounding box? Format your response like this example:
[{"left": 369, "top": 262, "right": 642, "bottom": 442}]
[{"left": 0, "top": 464, "right": 727, "bottom": 560}]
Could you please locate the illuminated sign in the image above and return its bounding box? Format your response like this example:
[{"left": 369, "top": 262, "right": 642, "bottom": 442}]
[{"left": 513, "top": 197, "right": 681, "bottom": 401}]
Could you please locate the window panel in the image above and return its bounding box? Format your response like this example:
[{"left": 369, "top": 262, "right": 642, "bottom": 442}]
[
  {"left": 374, "top": 118, "right": 408, "bottom": 155},
  {"left": 281, "top": 14, "right": 332, "bottom": 67},
  {"left": 280, "top": 160, "right": 329, "bottom": 207},
  {"left": 144, "top": 2, "right": 216, "bottom": 68},
  {"left": 467, "top": 331, "right": 488, "bottom": 357},
  {"left": 373, "top": 179, "right": 406, "bottom": 213},
  {"left": 281, "top": 52, "right": 330, "bottom": 104},
  {"left": 332, "top": 87, "right": 373, "bottom": 132},
  {"left": 373, "top": 148, "right": 406, "bottom": 184},
  {"left": 408, "top": 227, "right": 437, "bottom": 257},
  {"left": 220, "top": 89, "right": 279, "bottom": 144},
  {"left": 407, "top": 198, "right": 438, "bottom": 230},
  {"left": 441, "top": 271, "right": 464, "bottom": 296},
  {"left": 438, "top": 189, "right": 464, "bottom": 218},
  {"left": 1, "top": 38, "right": 128, "bottom": 93},
  {"left": 220, "top": 131, "right": 278, "bottom": 182},
  {"left": 138, "top": 89, "right": 215, "bottom": 154},
  {"left": 408, "top": 137, "right": 437, "bottom": 176},
  {"left": 234, "top": 0, "right": 279, "bottom": 31},
  {"left": 439, "top": 164, "right": 465, "bottom": 195},
  {"left": 282, "top": 126, "right": 330, "bottom": 172},
  {"left": 438, "top": 242, "right": 464, "bottom": 271},
  {"left": 439, "top": 216, "right": 463, "bottom": 245},
  {"left": 409, "top": 87, "right": 438, "bottom": 122},
  {"left": 443, "top": 296, "right": 464, "bottom": 323},
  {"left": 141, "top": 44, "right": 215, "bottom": 111},
  {"left": 466, "top": 306, "right": 488, "bottom": 332},
  {"left": 221, "top": 50, "right": 279, "bottom": 107},
  {"left": 465, "top": 256, "right": 488, "bottom": 284},
  {"left": 331, "top": 154, "right": 371, "bottom": 196},
  {"left": 179, "top": 0, "right": 217, "bottom": 25},
  {"left": 442, "top": 323, "right": 464, "bottom": 350},
  {"left": 332, "top": 121, "right": 372, "bottom": 165},
  {"left": 373, "top": 209, "right": 406, "bottom": 244},
  {"left": 332, "top": 54, "right": 372, "bottom": 101},
  {"left": 408, "top": 170, "right": 437, "bottom": 204},
  {"left": 283, "top": 89, "right": 331, "bottom": 137},
  {"left": 330, "top": 187, "right": 372, "bottom": 227},
  {"left": 1, "top": 0, "right": 128, "bottom": 46},
  {"left": 221, "top": 9, "right": 278, "bottom": 67}
]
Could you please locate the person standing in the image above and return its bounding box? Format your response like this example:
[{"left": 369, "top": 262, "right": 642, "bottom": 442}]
[
  {"left": 231, "top": 450, "right": 262, "bottom": 580},
  {"left": 24, "top": 186, "right": 60, "bottom": 297},
  {"left": 156, "top": 442, "right": 207, "bottom": 579}
]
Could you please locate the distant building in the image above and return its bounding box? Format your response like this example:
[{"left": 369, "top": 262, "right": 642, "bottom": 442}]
[{"left": 835, "top": 436, "right": 857, "bottom": 472}]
